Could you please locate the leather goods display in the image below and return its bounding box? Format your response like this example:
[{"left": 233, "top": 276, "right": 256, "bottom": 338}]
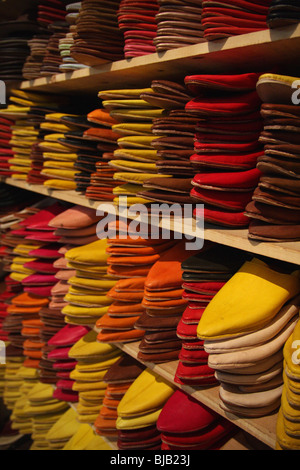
[
  {"left": 246, "top": 74, "right": 300, "bottom": 241},
  {"left": 0, "top": 89, "right": 75, "bottom": 185},
  {"left": 135, "top": 241, "right": 193, "bottom": 363},
  {"left": 197, "top": 257, "right": 300, "bottom": 417},
  {"left": 201, "top": 0, "right": 271, "bottom": 41},
  {"left": 47, "top": 323, "right": 90, "bottom": 402},
  {"left": 85, "top": 107, "right": 134, "bottom": 202},
  {"left": 58, "top": 2, "right": 87, "bottom": 73},
  {"left": 62, "top": 423, "right": 113, "bottom": 450},
  {"left": 96, "top": 222, "right": 176, "bottom": 344},
  {"left": 197, "top": 257, "right": 300, "bottom": 340},
  {"left": 12, "top": 381, "right": 69, "bottom": 450},
  {"left": 267, "top": 0, "right": 300, "bottom": 28},
  {"left": 94, "top": 355, "right": 145, "bottom": 439},
  {"left": 175, "top": 243, "right": 248, "bottom": 386},
  {"left": 276, "top": 319, "right": 300, "bottom": 450},
  {"left": 0, "top": 11, "right": 41, "bottom": 83},
  {"left": 39, "top": 111, "right": 94, "bottom": 191},
  {"left": 117, "top": 0, "right": 159, "bottom": 58},
  {"left": 45, "top": 407, "right": 81, "bottom": 449},
  {"left": 157, "top": 389, "right": 237, "bottom": 450},
  {"left": 0, "top": 117, "right": 14, "bottom": 177},
  {"left": 61, "top": 237, "right": 116, "bottom": 326},
  {"left": 22, "top": 0, "right": 71, "bottom": 79},
  {"left": 184, "top": 73, "right": 265, "bottom": 227},
  {"left": 116, "top": 368, "right": 175, "bottom": 435},
  {"left": 40, "top": 21, "right": 70, "bottom": 77},
  {"left": 70, "top": 0, "right": 124, "bottom": 66},
  {"left": 68, "top": 329, "right": 122, "bottom": 423},
  {"left": 136, "top": 80, "right": 200, "bottom": 206},
  {"left": 22, "top": 34, "right": 51, "bottom": 80},
  {"left": 0, "top": 90, "right": 55, "bottom": 182},
  {"left": 98, "top": 86, "right": 170, "bottom": 207},
  {"left": 154, "top": 1, "right": 206, "bottom": 52}
]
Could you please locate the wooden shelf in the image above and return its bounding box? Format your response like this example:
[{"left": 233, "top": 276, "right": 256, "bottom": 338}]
[
  {"left": 2, "top": 177, "right": 300, "bottom": 266},
  {"left": 19, "top": 25, "right": 300, "bottom": 96},
  {"left": 113, "top": 341, "right": 276, "bottom": 450}
]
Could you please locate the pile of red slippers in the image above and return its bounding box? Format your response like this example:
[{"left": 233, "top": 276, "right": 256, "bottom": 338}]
[
  {"left": 157, "top": 389, "right": 237, "bottom": 450},
  {"left": 185, "top": 73, "right": 264, "bottom": 228},
  {"left": 117, "top": 0, "right": 159, "bottom": 57},
  {"left": 0, "top": 118, "right": 14, "bottom": 177},
  {"left": 201, "top": 0, "right": 271, "bottom": 41}
]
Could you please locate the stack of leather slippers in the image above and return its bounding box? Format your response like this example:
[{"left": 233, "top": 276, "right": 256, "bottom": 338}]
[
  {"left": 201, "top": 0, "right": 271, "bottom": 41},
  {"left": 2, "top": 353, "right": 25, "bottom": 413},
  {"left": 62, "top": 238, "right": 114, "bottom": 327},
  {"left": 197, "top": 257, "right": 300, "bottom": 418},
  {"left": 135, "top": 241, "right": 192, "bottom": 364},
  {"left": 4, "top": 293, "right": 49, "bottom": 368},
  {"left": 57, "top": 111, "right": 119, "bottom": 194},
  {"left": 36, "top": 0, "right": 69, "bottom": 29},
  {"left": 38, "top": 111, "right": 91, "bottom": 190},
  {"left": 40, "top": 25, "right": 71, "bottom": 77},
  {"left": 267, "top": 0, "right": 300, "bottom": 28},
  {"left": 9, "top": 365, "right": 40, "bottom": 437},
  {"left": 23, "top": 34, "right": 51, "bottom": 80},
  {"left": 0, "top": 12, "right": 41, "bottom": 83},
  {"left": 84, "top": 108, "right": 123, "bottom": 201},
  {"left": 276, "top": 319, "right": 300, "bottom": 450},
  {"left": 184, "top": 73, "right": 264, "bottom": 228},
  {"left": 17, "top": 382, "right": 69, "bottom": 450},
  {"left": 47, "top": 324, "right": 90, "bottom": 403},
  {"left": 28, "top": 0, "right": 69, "bottom": 77},
  {"left": 70, "top": 0, "right": 124, "bottom": 67},
  {"left": 48, "top": 205, "right": 117, "bottom": 329},
  {"left": 96, "top": 222, "right": 175, "bottom": 345},
  {"left": 70, "top": 110, "right": 120, "bottom": 195},
  {"left": 154, "top": 0, "right": 206, "bottom": 52},
  {"left": 245, "top": 74, "right": 300, "bottom": 242},
  {"left": 94, "top": 355, "right": 145, "bottom": 438},
  {"left": 175, "top": 243, "right": 248, "bottom": 387},
  {"left": 98, "top": 86, "right": 167, "bottom": 208},
  {"left": 68, "top": 329, "right": 122, "bottom": 423},
  {"left": 45, "top": 407, "right": 81, "bottom": 450},
  {"left": 62, "top": 422, "right": 113, "bottom": 450},
  {"left": 116, "top": 368, "right": 175, "bottom": 450},
  {"left": 0, "top": 92, "right": 42, "bottom": 181},
  {"left": 117, "top": 0, "right": 159, "bottom": 58},
  {"left": 3, "top": 202, "right": 66, "bottom": 369},
  {"left": 59, "top": 2, "right": 88, "bottom": 73},
  {"left": 38, "top": 0, "right": 70, "bottom": 78},
  {"left": 0, "top": 89, "right": 67, "bottom": 183},
  {"left": 0, "top": 117, "right": 14, "bottom": 177},
  {"left": 137, "top": 79, "right": 198, "bottom": 206},
  {"left": 157, "top": 389, "right": 237, "bottom": 450}
]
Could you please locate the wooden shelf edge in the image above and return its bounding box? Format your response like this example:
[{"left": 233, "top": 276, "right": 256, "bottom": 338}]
[
  {"left": 113, "top": 341, "right": 276, "bottom": 450},
  {"left": 2, "top": 177, "right": 300, "bottom": 265},
  {"left": 18, "top": 25, "right": 300, "bottom": 94}
]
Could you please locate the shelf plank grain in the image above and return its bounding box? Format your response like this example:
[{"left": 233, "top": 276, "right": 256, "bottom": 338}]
[
  {"left": 2, "top": 177, "right": 300, "bottom": 265},
  {"left": 19, "top": 25, "right": 300, "bottom": 95},
  {"left": 114, "top": 341, "right": 277, "bottom": 450}
]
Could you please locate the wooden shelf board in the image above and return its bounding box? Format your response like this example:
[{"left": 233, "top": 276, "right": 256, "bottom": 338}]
[
  {"left": 2, "top": 177, "right": 300, "bottom": 265},
  {"left": 115, "top": 341, "right": 276, "bottom": 450},
  {"left": 19, "top": 25, "right": 300, "bottom": 95}
]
